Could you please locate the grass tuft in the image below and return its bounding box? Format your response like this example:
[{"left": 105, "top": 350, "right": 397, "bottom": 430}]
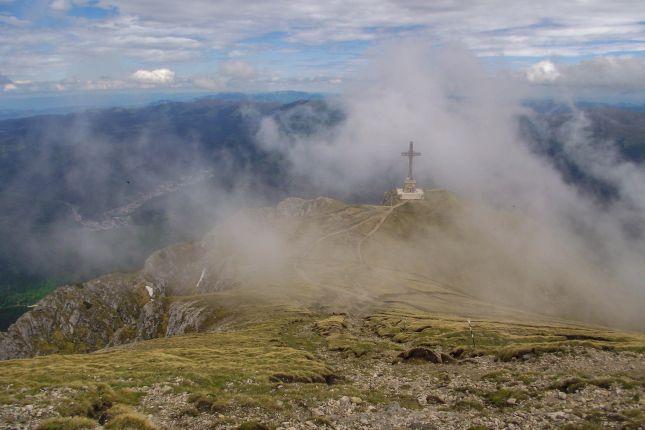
[
  {"left": 552, "top": 377, "right": 587, "bottom": 394},
  {"left": 104, "top": 413, "right": 158, "bottom": 430},
  {"left": 451, "top": 399, "right": 484, "bottom": 411},
  {"left": 36, "top": 417, "right": 97, "bottom": 430},
  {"left": 483, "top": 388, "right": 526, "bottom": 407}
]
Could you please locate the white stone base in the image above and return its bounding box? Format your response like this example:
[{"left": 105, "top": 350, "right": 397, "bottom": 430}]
[{"left": 396, "top": 188, "right": 424, "bottom": 200}]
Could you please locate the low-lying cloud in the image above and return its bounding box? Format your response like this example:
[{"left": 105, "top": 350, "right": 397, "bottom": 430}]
[{"left": 257, "top": 41, "right": 645, "bottom": 327}]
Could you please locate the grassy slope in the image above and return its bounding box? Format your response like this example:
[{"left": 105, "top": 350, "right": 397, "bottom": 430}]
[
  {"left": 0, "top": 308, "right": 331, "bottom": 403},
  {"left": 1, "top": 301, "right": 642, "bottom": 410}
]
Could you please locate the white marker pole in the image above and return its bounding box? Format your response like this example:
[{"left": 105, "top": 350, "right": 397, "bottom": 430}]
[{"left": 468, "top": 319, "right": 476, "bottom": 349}]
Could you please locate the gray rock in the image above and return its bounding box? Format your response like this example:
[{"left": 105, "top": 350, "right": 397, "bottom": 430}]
[
  {"left": 386, "top": 402, "right": 401, "bottom": 414},
  {"left": 425, "top": 394, "right": 446, "bottom": 405},
  {"left": 135, "top": 293, "right": 165, "bottom": 341},
  {"left": 548, "top": 411, "right": 567, "bottom": 420},
  {"left": 398, "top": 347, "right": 443, "bottom": 363},
  {"left": 165, "top": 300, "right": 211, "bottom": 336},
  {"left": 0, "top": 274, "right": 166, "bottom": 360}
]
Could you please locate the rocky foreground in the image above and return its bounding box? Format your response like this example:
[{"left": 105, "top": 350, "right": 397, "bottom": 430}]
[
  {"left": 140, "top": 348, "right": 645, "bottom": 430},
  {"left": 0, "top": 311, "right": 643, "bottom": 430},
  {"left": 0, "top": 193, "right": 643, "bottom": 429}
]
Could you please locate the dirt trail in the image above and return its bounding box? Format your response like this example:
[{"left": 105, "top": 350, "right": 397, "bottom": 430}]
[
  {"left": 356, "top": 202, "right": 405, "bottom": 265},
  {"left": 293, "top": 206, "right": 393, "bottom": 303}
]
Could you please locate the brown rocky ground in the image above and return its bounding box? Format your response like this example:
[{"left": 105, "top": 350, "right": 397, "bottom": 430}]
[{"left": 1, "top": 311, "right": 643, "bottom": 430}]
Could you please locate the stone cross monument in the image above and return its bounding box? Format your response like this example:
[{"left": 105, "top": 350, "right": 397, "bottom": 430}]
[{"left": 396, "top": 141, "right": 424, "bottom": 200}]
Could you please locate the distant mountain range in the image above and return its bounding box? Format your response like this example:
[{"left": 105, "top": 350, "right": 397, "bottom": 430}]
[{"left": 0, "top": 91, "right": 326, "bottom": 120}]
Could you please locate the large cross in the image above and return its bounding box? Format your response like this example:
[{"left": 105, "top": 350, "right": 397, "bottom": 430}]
[{"left": 401, "top": 141, "right": 421, "bottom": 179}]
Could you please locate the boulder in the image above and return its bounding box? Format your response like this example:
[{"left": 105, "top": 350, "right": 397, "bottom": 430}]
[{"left": 398, "top": 347, "right": 443, "bottom": 363}]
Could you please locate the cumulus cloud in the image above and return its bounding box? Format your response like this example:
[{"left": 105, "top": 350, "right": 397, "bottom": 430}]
[
  {"left": 130, "top": 68, "right": 176, "bottom": 85},
  {"left": 526, "top": 60, "right": 561, "bottom": 83},
  {"left": 527, "top": 56, "right": 645, "bottom": 88}
]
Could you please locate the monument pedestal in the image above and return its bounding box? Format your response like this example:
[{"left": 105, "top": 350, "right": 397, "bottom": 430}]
[{"left": 396, "top": 177, "right": 424, "bottom": 200}]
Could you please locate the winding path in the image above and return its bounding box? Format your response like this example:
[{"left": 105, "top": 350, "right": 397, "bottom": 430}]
[
  {"left": 356, "top": 202, "right": 405, "bottom": 265},
  {"left": 294, "top": 202, "right": 405, "bottom": 300}
]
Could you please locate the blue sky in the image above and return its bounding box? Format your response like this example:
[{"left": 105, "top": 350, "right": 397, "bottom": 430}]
[{"left": 0, "top": 0, "right": 644, "bottom": 102}]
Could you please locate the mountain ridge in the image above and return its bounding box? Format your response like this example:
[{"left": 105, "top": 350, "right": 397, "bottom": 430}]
[
  {"left": 2, "top": 189, "right": 642, "bottom": 361},
  {"left": 0, "top": 190, "right": 643, "bottom": 429}
]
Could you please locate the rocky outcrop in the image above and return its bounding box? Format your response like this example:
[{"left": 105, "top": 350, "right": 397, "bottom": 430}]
[
  {"left": 398, "top": 347, "right": 444, "bottom": 363},
  {"left": 143, "top": 242, "right": 207, "bottom": 295},
  {"left": 0, "top": 273, "right": 166, "bottom": 360},
  {"left": 165, "top": 300, "right": 211, "bottom": 336}
]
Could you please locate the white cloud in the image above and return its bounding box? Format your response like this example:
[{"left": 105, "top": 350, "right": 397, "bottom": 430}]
[
  {"left": 561, "top": 56, "right": 645, "bottom": 88},
  {"left": 83, "top": 78, "right": 129, "bottom": 90},
  {"left": 526, "top": 60, "right": 561, "bottom": 83},
  {"left": 526, "top": 56, "right": 645, "bottom": 88},
  {"left": 2, "top": 0, "right": 645, "bottom": 92},
  {"left": 49, "top": 0, "right": 71, "bottom": 11},
  {"left": 99, "top": 0, "right": 645, "bottom": 55},
  {"left": 130, "top": 68, "right": 175, "bottom": 84}
]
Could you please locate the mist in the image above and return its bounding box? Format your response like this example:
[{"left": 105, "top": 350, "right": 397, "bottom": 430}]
[
  {"left": 0, "top": 100, "right": 289, "bottom": 291},
  {"left": 256, "top": 41, "right": 645, "bottom": 328}
]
